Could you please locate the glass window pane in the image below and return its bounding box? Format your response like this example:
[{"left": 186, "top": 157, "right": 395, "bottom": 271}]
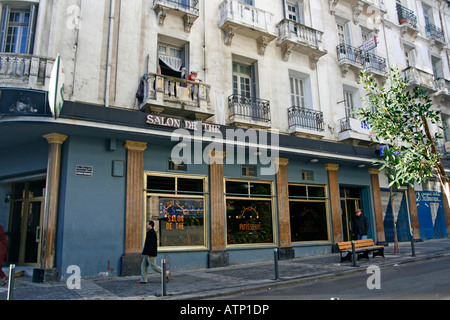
[
  {"left": 308, "top": 186, "right": 325, "bottom": 198},
  {"left": 288, "top": 185, "right": 307, "bottom": 197},
  {"left": 27, "top": 180, "right": 46, "bottom": 198},
  {"left": 159, "top": 198, "right": 204, "bottom": 247},
  {"left": 226, "top": 199, "right": 273, "bottom": 244},
  {"left": 177, "top": 178, "right": 203, "bottom": 193},
  {"left": 289, "top": 201, "right": 329, "bottom": 242},
  {"left": 14, "top": 182, "right": 25, "bottom": 199},
  {"left": 147, "top": 176, "right": 175, "bottom": 193},
  {"left": 226, "top": 181, "right": 249, "bottom": 195},
  {"left": 250, "top": 183, "right": 271, "bottom": 196}
]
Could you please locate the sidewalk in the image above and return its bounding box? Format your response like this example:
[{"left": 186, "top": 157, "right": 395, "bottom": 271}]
[{"left": 1, "top": 239, "right": 450, "bottom": 300}]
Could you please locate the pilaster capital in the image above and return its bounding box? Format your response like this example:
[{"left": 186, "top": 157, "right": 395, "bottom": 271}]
[
  {"left": 43, "top": 133, "right": 68, "bottom": 144},
  {"left": 124, "top": 141, "right": 147, "bottom": 152},
  {"left": 368, "top": 168, "right": 380, "bottom": 175},
  {"left": 325, "top": 163, "right": 339, "bottom": 171},
  {"left": 275, "top": 158, "right": 289, "bottom": 166},
  {"left": 207, "top": 150, "right": 226, "bottom": 159}
]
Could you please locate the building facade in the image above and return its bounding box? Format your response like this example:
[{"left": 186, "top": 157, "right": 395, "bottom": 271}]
[{"left": 0, "top": 0, "right": 449, "bottom": 280}]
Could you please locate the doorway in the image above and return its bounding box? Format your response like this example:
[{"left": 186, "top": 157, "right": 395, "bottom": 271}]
[
  {"left": 8, "top": 179, "right": 45, "bottom": 266},
  {"left": 340, "top": 186, "right": 362, "bottom": 241}
]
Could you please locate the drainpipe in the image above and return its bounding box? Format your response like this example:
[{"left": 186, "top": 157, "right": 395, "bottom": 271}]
[
  {"left": 105, "top": 0, "right": 115, "bottom": 107},
  {"left": 203, "top": 0, "right": 207, "bottom": 83}
]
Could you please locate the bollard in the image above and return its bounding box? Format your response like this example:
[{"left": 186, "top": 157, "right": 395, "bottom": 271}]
[
  {"left": 274, "top": 248, "right": 279, "bottom": 280},
  {"left": 7, "top": 264, "right": 15, "bottom": 300},
  {"left": 351, "top": 241, "right": 357, "bottom": 267},
  {"left": 411, "top": 237, "right": 416, "bottom": 257},
  {"left": 161, "top": 259, "right": 166, "bottom": 297}
]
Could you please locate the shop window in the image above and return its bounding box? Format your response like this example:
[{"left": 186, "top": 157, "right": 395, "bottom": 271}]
[
  {"left": 289, "top": 184, "right": 329, "bottom": 242},
  {"left": 145, "top": 173, "right": 207, "bottom": 248},
  {"left": 225, "top": 180, "right": 274, "bottom": 245}
]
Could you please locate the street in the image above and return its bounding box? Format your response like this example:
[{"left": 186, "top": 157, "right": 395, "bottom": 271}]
[{"left": 214, "top": 256, "right": 450, "bottom": 300}]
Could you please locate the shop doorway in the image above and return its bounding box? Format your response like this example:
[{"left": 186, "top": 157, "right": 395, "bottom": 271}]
[
  {"left": 340, "top": 186, "right": 362, "bottom": 241},
  {"left": 8, "top": 179, "right": 45, "bottom": 266}
]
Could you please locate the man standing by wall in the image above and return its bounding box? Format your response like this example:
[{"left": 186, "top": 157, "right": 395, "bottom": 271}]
[{"left": 353, "top": 209, "right": 369, "bottom": 240}]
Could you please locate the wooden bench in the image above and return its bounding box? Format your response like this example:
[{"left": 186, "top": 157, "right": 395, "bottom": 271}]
[{"left": 336, "top": 239, "right": 385, "bottom": 264}]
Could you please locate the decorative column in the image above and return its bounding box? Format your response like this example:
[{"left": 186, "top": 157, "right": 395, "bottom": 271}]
[
  {"left": 208, "top": 150, "right": 228, "bottom": 268},
  {"left": 407, "top": 186, "right": 421, "bottom": 241},
  {"left": 369, "top": 168, "right": 387, "bottom": 245},
  {"left": 40, "top": 133, "right": 67, "bottom": 282},
  {"left": 276, "top": 158, "right": 294, "bottom": 259},
  {"left": 325, "top": 164, "right": 342, "bottom": 244},
  {"left": 121, "top": 140, "right": 147, "bottom": 276}
]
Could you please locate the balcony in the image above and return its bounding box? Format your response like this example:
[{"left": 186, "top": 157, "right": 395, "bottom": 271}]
[
  {"left": 139, "top": 73, "right": 214, "bottom": 121},
  {"left": 219, "top": 0, "right": 276, "bottom": 55},
  {"left": 276, "top": 19, "right": 327, "bottom": 69},
  {"left": 153, "top": 0, "right": 199, "bottom": 33},
  {"left": 396, "top": 3, "right": 418, "bottom": 38},
  {"left": 0, "top": 53, "right": 55, "bottom": 91},
  {"left": 288, "top": 106, "right": 325, "bottom": 139},
  {"left": 329, "top": 0, "right": 387, "bottom": 19},
  {"left": 336, "top": 44, "right": 387, "bottom": 78},
  {"left": 364, "top": 52, "right": 387, "bottom": 77},
  {"left": 425, "top": 23, "right": 445, "bottom": 49},
  {"left": 433, "top": 78, "right": 450, "bottom": 102},
  {"left": 228, "top": 94, "right": 271, "bottom": 129},
  {"left": 402, "top": 67, "right": 437, "bottom": 92},
  {"left": 338, "top": 117, "right": 372, "bottom": 145}
]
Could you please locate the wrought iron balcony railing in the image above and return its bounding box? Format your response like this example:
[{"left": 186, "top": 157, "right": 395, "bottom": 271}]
[
  {"left": 288, "top": 106, "right": 324, "bottom": 132},
  {"left": 228, "top": 94, "right": 271, "bottom": 123},
  {"left": 425, "top": 23, "right": 445, "bottom": 43},
  {"left": 337, "top": 44, "right": 386, "bottom": 75},
  {"left": 337, "top": 43, "right": 363, "bottom": 66},
  {"left": 396, "top": 3, "right": 417, "bottom": 29},
  {"left": 364, "top": 52, "right": 387, "bottom": 75}
]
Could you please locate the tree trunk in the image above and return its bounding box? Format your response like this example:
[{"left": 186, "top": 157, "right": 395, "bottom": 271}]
[{"left": 390, "top": 187, "right": 399, "bottom": 253}]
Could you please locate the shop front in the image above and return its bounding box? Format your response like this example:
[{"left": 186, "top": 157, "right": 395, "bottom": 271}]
[{"left": 0, "top": 101, "right": 391, "bottom": 279}]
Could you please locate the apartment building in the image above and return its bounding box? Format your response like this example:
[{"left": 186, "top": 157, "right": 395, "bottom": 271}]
[{"left": 0, "top": 0, "right": 448, "bottom": 280}]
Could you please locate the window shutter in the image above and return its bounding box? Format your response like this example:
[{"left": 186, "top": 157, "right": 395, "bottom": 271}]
[
  {"left": 0, "top": 5, "right": 10, "bottom": 52},
  {"left": 27, "top": 5, "right": 37, "bottom": 54}
]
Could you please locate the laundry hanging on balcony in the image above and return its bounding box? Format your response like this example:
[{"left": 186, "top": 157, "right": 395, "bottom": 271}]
[{"left": 159, "top": 55, "right": 183, "bottom": 76}]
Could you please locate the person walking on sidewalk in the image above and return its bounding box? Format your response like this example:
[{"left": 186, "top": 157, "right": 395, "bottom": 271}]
[
  {"left": 0, "top": 225, "right": 8, "bottom": 285},
  {"left": 353, "top": 209, "right": 369, "bottom": 240},
  {"left": 138, "top": 220, "right": 170, "bottom": 284}
]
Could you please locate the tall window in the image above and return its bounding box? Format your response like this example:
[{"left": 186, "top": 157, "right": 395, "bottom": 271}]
[
  {"left": 233, "top": 62, "right": 253, "bottom": 101},
  {"left": 289, "top": 184, "right": 329, "bottom": 242},
  {"left": 431, "top": 56, "right": 442, "bottom": 79},
  {"left": 336, "top": 21, "right": 350, "bottom": 45},
  {"left": 343, "top": 90, "right": 355, "bottom": 118},
  {"left": 404, "top": 46, "right": 416, "bottom": 68},
  {"left": 145, "top": 173, "right": 207, "bottom": 248},
  {"left": 225, "top": 180, "right": 274, "bottom": 245},
  {"left": 290, "top": 76, "right": 305, "bottom": 108},
  {"left": 158, "top": 36, "right": 189, "bottom": 78},
  {"left": 286, "top": 1, "right": 304, "bottom": 24},
  {"left": 0, "top": 5, "right": 37, "bottom": 54}
]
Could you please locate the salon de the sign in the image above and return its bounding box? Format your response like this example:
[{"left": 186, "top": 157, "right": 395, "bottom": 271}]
[{"left": 146, "top": 114, "right": 221, "bottom": 133}]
